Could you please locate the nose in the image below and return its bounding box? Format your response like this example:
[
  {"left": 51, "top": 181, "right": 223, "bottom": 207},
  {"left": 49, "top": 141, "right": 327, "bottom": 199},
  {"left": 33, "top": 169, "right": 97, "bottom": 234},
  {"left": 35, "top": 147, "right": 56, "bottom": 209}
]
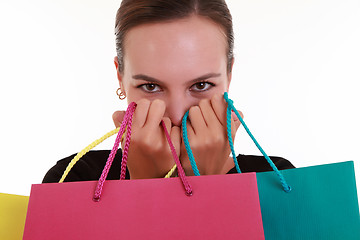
[{"left": 164, "top": 94, "right": 194, "bottom": 127}]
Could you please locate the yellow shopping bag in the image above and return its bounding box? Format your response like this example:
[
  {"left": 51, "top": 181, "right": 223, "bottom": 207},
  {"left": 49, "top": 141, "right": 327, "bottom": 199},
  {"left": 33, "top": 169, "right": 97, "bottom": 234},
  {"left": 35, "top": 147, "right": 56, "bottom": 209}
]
[{"left": 0, "top": 193, "right": 29, "bottom": 240}]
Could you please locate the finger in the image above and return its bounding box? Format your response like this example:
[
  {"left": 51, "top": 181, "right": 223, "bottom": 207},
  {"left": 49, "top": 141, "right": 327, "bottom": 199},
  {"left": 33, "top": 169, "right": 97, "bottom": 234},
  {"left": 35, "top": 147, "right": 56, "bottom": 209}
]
[
  {"left": 112, "top": 111, "right": 126, "bottom": 128},
  {"left": 231, "top": 110, "right": 244, "bottom": 127},
  {"left": 162, "top": 117, "right": 175, "bottom": 154},
  {"left": 182, "top": 118, "right": 196, "bottom": 143},
  {"left": 231, "top": 110, "right": 244, "bottom": 139},
  {"left": 198, "top": 98, "right": 222, "bottom": 128},
  {"left": 133, "top": 99, "right": 151, "bottom": 128},
  {"left": 210, "top": 93, "right": 228, "bottom": 126},
  {"left": 144, "top": 99, "right": 166, "bottom": 131},
  {"left": 180, "top": 122, "right": 194, "bottom": 175},
  {"left": 162, "top": 117, "right": 172, "bottom": 135},
  {"left": 188, "top": 106, "right": 206, "bottom": 135},
  {"left": 170, "top": 126, "right": 181, "bottom": 158}
]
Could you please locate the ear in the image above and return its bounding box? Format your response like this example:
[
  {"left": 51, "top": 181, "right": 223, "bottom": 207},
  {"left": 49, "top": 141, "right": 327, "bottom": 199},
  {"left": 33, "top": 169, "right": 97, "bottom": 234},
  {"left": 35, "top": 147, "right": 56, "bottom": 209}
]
[
  {"left": 114, "top": 56, "right": 124, "bottom": 88},
  {"left": 226, "top": 57, "right": 235, "bottom": 92}
]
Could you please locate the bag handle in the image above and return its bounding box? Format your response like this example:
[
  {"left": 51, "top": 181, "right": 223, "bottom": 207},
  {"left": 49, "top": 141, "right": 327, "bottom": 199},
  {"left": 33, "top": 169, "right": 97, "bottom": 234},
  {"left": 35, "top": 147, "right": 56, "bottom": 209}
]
[
  {"left": 58, "top": 128, "right": 124, "bottom": 183},
  {"left": 59, "top": 118, "right": 176, "bottom": 182},
  {"left": 93, "top": 102, "right": 192, "bottom": 201},
  {"left": 181, "top": 95, "right": 242, "bottom": 176},
  {"left": 182, "top": 92, "right": 291, "bottom": 193}
]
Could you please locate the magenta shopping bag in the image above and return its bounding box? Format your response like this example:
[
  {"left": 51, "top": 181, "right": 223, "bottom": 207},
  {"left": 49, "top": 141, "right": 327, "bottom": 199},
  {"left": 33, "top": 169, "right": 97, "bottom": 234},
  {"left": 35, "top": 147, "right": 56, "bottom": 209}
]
[
  {"left": 23, "top": 103, "right": 265, "bottom": 240},
  {"left": 23, "top": 174, "right": 263, "bottom": 239}
]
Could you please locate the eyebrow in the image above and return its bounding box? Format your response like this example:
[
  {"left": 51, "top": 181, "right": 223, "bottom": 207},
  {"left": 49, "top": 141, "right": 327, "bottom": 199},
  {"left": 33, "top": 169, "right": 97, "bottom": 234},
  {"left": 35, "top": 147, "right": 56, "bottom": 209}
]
[{"left": 132, "top": 73, "right": 221, "bottom": 84}]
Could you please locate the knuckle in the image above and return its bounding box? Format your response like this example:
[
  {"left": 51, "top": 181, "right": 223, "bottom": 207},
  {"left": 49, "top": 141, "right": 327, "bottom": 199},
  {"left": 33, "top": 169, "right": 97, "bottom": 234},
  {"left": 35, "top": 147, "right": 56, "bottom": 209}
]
[
  {"left": 190, "top": 137, "right": 206, "bottom": 151},
  {"left": 112, "top": 111, "right": 122, "bottom": 125},
  {"left": 212, "top": 133, "right": 225, "bottom": 144},
  {"left": 132, "top": 133, "right": 153, "bottom": 150}
]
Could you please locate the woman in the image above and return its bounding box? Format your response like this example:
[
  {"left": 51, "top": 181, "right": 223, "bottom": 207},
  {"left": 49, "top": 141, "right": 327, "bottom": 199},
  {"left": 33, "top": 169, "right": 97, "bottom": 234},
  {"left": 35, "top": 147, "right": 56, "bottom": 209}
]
[{"left": 43, "top": 0, "right": 294, "bottom": 183}]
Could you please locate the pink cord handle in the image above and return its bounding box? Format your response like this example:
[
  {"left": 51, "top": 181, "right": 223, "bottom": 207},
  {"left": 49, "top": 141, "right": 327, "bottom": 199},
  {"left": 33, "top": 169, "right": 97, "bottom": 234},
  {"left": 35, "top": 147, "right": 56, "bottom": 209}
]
[
  {"left": 161, "top": 121, "right": 192, "bottom": 196},
  {"left": 93, "top": 102, "right": 136, "bottom": 201},
  {"left": 93, "top": 102, "right": 192, "bottom": 201},
  {"left": 120, "top": 103, "right": 135, "bottom": 180}
]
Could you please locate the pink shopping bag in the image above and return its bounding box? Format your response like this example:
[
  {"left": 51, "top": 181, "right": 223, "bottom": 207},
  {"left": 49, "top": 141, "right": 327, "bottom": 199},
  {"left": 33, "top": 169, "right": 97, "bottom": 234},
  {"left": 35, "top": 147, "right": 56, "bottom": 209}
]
[
  {"left": 23, "top": 173, "right": 263, "bottom": 240},
  {"left": 23, "top": 102, "right": 265, "bottom": 240}
]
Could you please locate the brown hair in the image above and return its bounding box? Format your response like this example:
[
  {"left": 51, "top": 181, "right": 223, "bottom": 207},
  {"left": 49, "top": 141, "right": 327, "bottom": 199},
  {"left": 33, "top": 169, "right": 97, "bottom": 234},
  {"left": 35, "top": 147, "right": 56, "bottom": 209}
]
[{"left": 115, "top": 0, "right": 234, "bottom": 73}]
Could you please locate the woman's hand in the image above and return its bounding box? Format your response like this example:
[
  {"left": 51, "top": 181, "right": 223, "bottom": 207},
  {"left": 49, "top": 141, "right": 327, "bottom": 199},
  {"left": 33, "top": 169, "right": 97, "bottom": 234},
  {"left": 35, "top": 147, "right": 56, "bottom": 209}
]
[
  {"left": 180, "top": 94, "right": 243, "bottom": 176},
  {"left": 112, "top": 99, "right": 181, "bottom": 179}
]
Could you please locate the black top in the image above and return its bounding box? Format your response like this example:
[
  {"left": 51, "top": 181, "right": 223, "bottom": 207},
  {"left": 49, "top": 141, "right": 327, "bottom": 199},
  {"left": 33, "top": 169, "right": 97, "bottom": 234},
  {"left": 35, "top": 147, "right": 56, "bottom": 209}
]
[{"left": 42, "top": 150, "right": 295, "bottom": 183}]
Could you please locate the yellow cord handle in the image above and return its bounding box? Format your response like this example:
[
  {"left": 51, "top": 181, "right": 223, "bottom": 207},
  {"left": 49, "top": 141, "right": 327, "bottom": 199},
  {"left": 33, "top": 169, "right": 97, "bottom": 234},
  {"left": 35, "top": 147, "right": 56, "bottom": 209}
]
[
  {"left": 59, "top": 128, "right": 122, "bottom": 183},
  {"left": 59, "top": 128, "right": 177, "bottom": 182},
  {"left": 164, "top": 164, "right": 177, "bottom": 178}
]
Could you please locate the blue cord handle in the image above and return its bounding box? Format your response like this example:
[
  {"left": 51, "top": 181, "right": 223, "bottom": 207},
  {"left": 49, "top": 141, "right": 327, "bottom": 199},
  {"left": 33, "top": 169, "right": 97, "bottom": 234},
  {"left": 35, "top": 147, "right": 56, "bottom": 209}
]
[
  {"left": 224, "top": 92, "right": 291, "bottom": 192},
  {"left": 226, "top": 105, "right": 242, "bottom": 173},
  {"left": 182, "top": 92, "right": 291, "bottom": 193},
  {"left": 182, "top": 111, "right": 201, "bottom": 176}
]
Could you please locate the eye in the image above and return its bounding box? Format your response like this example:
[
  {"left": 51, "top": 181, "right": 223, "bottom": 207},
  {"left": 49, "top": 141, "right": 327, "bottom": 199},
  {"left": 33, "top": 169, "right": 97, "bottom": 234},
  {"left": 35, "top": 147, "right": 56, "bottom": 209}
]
[
  {"left": 138, "top": 83, "right": 161, "bottom": 93},
  {"left": 190, "top": 82, "right": 215, "bottom": 92}
]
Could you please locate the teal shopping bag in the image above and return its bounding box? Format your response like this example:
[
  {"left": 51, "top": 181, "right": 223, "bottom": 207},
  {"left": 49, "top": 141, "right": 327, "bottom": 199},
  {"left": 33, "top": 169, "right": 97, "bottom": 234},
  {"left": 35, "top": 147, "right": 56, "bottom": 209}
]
[
  {"left": 182, "top": 93, "right": 360, "bottom": 239},
  {"left": 257, "top": 161, "right": 360, "bottom": 240}
]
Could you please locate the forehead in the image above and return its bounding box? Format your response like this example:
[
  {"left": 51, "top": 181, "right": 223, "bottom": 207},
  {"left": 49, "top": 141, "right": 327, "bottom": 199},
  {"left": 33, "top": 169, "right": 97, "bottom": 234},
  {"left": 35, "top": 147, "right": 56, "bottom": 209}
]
[{"left": 123, "top": 15, "right": 228, "bottom": 80}]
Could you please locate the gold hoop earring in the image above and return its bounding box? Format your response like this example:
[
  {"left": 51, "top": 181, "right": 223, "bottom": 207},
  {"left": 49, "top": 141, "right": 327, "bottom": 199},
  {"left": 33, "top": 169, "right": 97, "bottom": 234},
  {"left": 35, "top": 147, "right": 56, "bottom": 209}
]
[{"left": 116, "top": 87, "right": 126, "bottom": 100}]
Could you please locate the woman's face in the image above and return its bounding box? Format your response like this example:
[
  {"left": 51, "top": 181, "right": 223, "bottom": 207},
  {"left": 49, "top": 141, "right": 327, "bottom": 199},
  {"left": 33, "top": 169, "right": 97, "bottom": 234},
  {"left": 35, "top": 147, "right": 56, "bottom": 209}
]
[{"left": 115, "top": 15, "right": 232, "bottom": 126}]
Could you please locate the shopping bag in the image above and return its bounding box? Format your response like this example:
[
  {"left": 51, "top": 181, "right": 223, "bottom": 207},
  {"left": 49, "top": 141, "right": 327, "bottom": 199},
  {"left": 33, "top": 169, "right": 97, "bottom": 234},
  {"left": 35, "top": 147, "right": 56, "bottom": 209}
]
[
  {"left": 184, "top": 92, "right": 360, "bottom": 239},
  {"left": 0, "top": 193, "right": 29, "bottom": 240},
  {"left": 257, "top": 161, "right": 360, "bottom": 240},
  {"left": 23, "top": 102, "right": 265, "bottom": 240}
]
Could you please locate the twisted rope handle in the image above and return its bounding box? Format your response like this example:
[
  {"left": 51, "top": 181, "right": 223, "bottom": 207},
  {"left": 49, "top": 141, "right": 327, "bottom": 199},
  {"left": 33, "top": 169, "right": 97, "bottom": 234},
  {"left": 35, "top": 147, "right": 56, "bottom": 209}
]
[
  {"left": 182, "top": 104, "right": 242, "bottom": 175},
  {"left": 182, "top": 92, "right": 291, "bottom": 193},
  {"left": 59, "top": 127, "right": 176, "bottom": 181},
  {"left": 58, "top": 127, "right": 122, "bottom": 183},
  {"left": 223, "top": 92, "right": 291, "bottom": 192},
  {"left": 164, "top": 164, "right": 177, "bottom": 178},
  {"left": 93, "top": 102, "right": 193, "bottom": 201},
  {"left": 120, "top": 103, "right": 135, "bottom": 180},
  {"left": 226, "top": 105, "right": 242, "bottom": 173},
  {"left": 181, "top": 106, "right": 242, "bottom": 175},
  {"left": 182, "top": 111, "right": 200, "bottom": 176},
  {"left": 161, "top": 121, "right": 192, "bottom": 196},
  {"left": 60, "top": 103, "right": 177, "bottom": 184},
  {"left": 93, "top": 102, "right": 136, "bottom": 201}
]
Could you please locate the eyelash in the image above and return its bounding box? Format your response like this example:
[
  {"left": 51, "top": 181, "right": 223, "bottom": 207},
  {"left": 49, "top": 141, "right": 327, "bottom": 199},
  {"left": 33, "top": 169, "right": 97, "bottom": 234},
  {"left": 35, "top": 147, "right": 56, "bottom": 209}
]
[
  {"left": 137, "top": 83, "right": 161, "bottom": 93},
  {"left": 137, "top": 81, "right": 216, "bottom": 93},
  {"left": 190, "top": 81, "right": 215, "bottom": 92}
]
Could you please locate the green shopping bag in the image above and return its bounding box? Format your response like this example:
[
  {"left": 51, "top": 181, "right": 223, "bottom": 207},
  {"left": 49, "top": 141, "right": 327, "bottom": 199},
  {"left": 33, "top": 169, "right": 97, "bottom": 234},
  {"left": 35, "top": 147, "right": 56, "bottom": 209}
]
[
  {"left": 182, "top": 92, "right": 360, "bottom": 239},
  {"left": 257, "top": 161, "right": 360, "bottom": 239}
]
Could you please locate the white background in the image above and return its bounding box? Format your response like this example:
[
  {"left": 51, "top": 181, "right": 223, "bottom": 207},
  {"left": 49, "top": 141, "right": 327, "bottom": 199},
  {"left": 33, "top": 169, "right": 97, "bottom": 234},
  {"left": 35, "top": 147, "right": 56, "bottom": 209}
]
[{"left": 0, "top": 0, "right": 359, "bottom": 201}]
